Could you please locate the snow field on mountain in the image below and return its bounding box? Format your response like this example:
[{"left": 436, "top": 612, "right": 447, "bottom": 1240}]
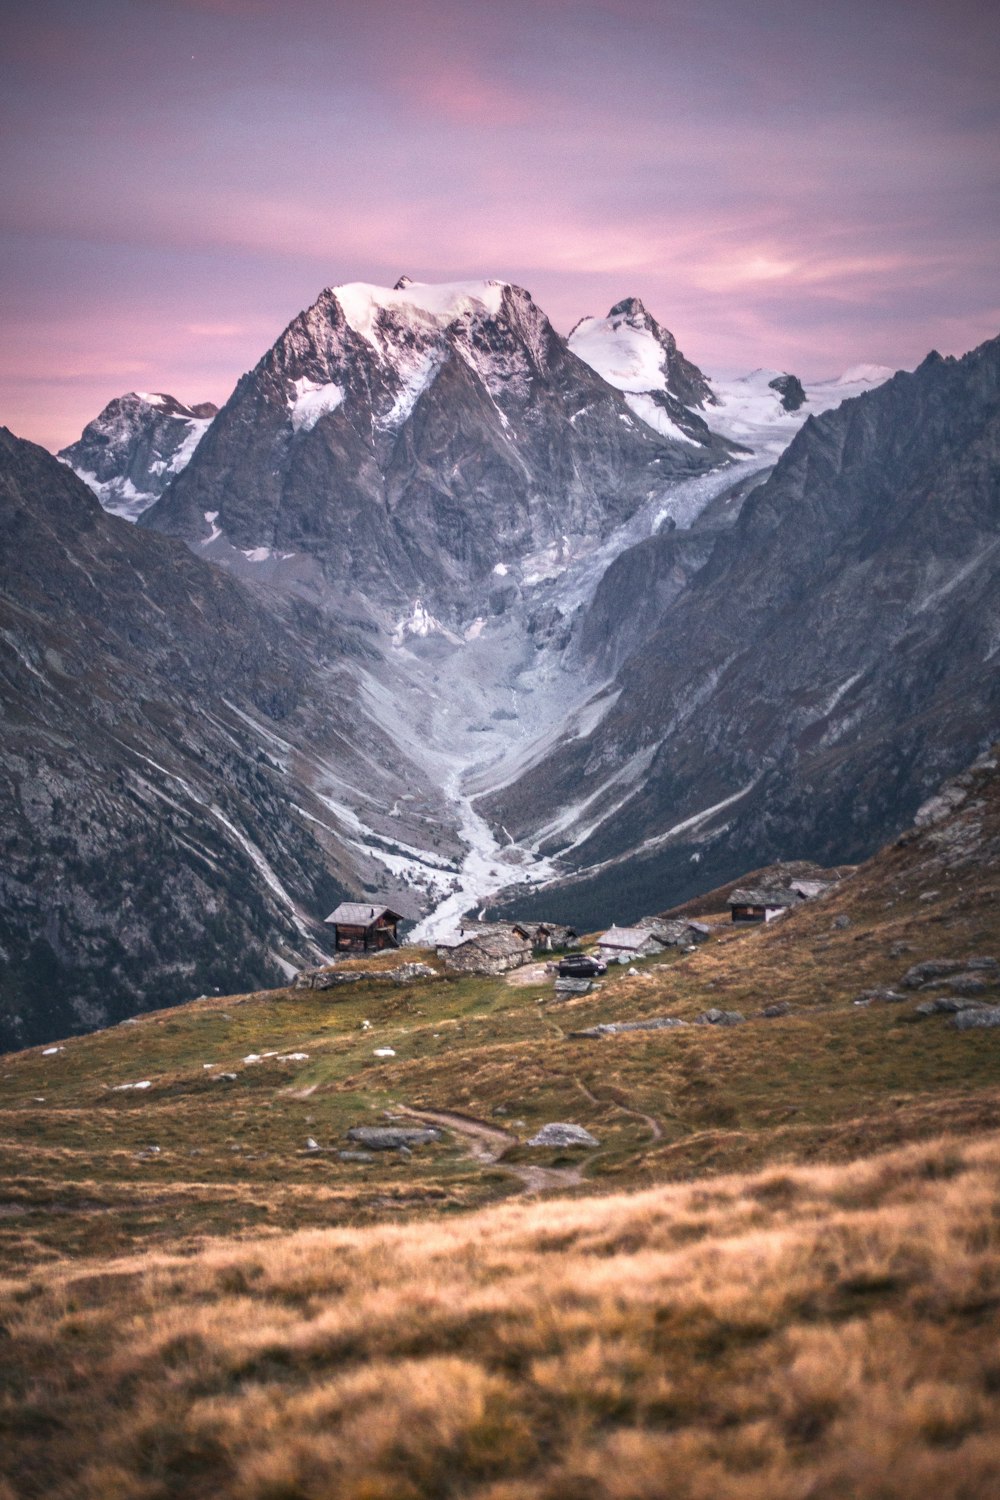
[
  {"left": 333, "top": 278, "right": 508, "bottom": 349},
  {"left": 568, "top": 311, "right": 673, "bottom": 391}
]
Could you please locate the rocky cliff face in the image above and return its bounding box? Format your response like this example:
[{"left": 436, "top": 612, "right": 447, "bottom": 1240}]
[
  {"left": 58, "top": 392, "right": 217, "bottom": 520},
  {"left": 0, "top": 429, "right": 457, "bottom": 1050},
  {"left": 142, "top": 280, "right": 735, "bottom": 615},
  {"left": 485, "top": 337, "right": 1000, "bottom": 929}
]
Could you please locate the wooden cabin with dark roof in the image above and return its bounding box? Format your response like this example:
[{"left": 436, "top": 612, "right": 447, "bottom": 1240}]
[{"left": 325, "top": 902, "right": 403, "bottom": 954}]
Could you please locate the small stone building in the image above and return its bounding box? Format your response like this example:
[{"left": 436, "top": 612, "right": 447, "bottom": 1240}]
[
  {"left": 728, "top": 878, "right": 833, "bottom": 923},
  {"left": 325, "top": 902, "right": 403, "bottom": 953},
  {"left": 637, "top": 916, "right": 711, "bottom": 946},
  {"left": 521, "top": 921, "right": 580, "bottom": 952},
  {"left": 597, "top": 925, "right": 664, "bottom": 961},
  {"left": 728, "top": 888, "right": 800, "bottom": 923},
  {"left": 438, "top": 924, "right": 533, "bottom": 975}
]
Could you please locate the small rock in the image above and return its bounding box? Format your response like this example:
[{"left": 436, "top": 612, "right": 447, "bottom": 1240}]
[
  {"left": 760, "top": 1002, "right": 792, "bottom": 1018},
  {"left": 527, "top": 1123, "right": 600, "bottom": 1148},
  {"left": 346, "top": 1126, "right": 440, "bottom": 1150},
  {"left": 901, "top": 960, "right": 964, "bottom": 989},
  {"left": 135, "top": 1146, "right": 161, "bottom": 1160},
  {"left": 696, "top": 1008, "right": 744, "bottom": 1026},
  {"left": 41, "top": 1046, "right": 64, "bottom": 1056},
  {"left": 305, "top": 1137, "right": 320, "bottom": 1151},
  {"left": 833, "top": 915, "right": 852, "bottom": 930},
  {"left": 918, "top": 891, "right": 940, "bottom": 902},
  {"left": 554, "top": 978, "right": 591, "bottom": 997},
  {"left": 889, "top": 942, "right": 914, "bottom": 958},
  {"left": 966, "top": 956, "right": 999, "bottom": 971},
  {"left": 627, "top": 966, "right": 639, "bottom": 976},
  {"left": 373, "top": 1048, "right": 396, "bottom": 1058},
  {"left": 337, "top": 1150, "right": 374, "bottom": 1163},
  {"left": 213, "top": 1072, "right": 238, "bottom": 1082},
  {"left": 852, "top": 988, "right": 907, "bottom": 1006},
  {"left": 951, "top": 1007, "right": 1000, "bottom": 1031}
]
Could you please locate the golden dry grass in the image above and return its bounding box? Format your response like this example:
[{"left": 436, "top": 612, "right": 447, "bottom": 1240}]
[
  {"left": 2, "top": 752, "right": 999, "bottom": 1494},
  {"left": 3, "top": 1129, "right": 1000, "bottom": 1498}
]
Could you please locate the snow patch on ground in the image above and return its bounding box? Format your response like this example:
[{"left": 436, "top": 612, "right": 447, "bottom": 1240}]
[{"left": 391, "top": 599, "right": 463, "bottom": 647}]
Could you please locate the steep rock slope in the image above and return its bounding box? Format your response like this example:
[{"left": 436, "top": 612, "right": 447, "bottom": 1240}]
[
  {"left": 487, "top": 337, "right": 1000, "bottom": 928},
  {"left": 58, "top": 392, "right": 217, "bottom": 520},
  {"left": 0, "top": 429, "right": 455, "bottom": 1050},
  {"left": 143, "top": 279, "right": 735, "bottom": 614}
]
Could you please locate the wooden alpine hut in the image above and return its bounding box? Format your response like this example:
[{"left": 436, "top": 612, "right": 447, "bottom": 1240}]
[{"left": 324, "top": 902, "right": 403, "bottom": 954}]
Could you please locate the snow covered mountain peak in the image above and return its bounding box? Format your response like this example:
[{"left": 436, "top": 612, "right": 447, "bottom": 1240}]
[
  {"left": 58, "top": 391, "right": 217, "bottom": 521},
  {"left": 569, "top": 298, "right": 716, "bottom": 411}
]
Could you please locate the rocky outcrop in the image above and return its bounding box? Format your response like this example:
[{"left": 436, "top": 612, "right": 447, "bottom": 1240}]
[{"left": 768, "top": 374, "right": 807, "bottom": 412}]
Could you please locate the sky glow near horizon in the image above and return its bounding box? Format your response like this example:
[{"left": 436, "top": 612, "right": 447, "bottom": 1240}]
[{"left": 2, "top": 0, "right": 998, "bottom": 450}]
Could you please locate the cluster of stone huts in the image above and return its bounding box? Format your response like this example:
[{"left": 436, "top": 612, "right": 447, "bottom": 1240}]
[
  {"left": 436, "top": 921, "right": 580, "bottom": 976},
  {"left": 321, "top": 870, "right": 838, "bottom": 981}
]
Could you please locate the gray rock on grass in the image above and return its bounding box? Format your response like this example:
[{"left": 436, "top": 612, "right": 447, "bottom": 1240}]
[
  {"left": 951, "top": 1007, "right": 1000, "bottom": 1031},
  {"left": 901, "top": 960, "right": 964, "bottom": 988},
  {"left": 346, "top": 1126, "right": 441, "bottom": 1150},
  {"left": 527, "top": 1123, "right": 600, "bottom": 1148}
]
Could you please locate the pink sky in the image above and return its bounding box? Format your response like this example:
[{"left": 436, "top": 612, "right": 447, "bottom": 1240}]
[{"left": 2, "top": 0, "right": 998, "bottom": 450}]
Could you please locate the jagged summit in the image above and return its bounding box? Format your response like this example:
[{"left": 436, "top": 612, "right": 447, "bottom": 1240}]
[
  {"left": 608, "top": 295, "right": 649, "bottom": 319},
  {"left": 569, "top": 296, "right": 716, "bottom": 410},
  {"left": 58, "top": 390, "right": 217, "bottom": 521}
]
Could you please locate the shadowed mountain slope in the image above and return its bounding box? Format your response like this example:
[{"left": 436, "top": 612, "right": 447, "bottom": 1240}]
[
  {"left": 0, "top": 429, "right": 454, "bottom": 1049},
  {"left": 487, "top": 337, "right": 1000, "bottom": 929}
]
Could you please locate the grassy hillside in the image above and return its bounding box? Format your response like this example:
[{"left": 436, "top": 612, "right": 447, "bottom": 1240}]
[{"left": 2, "top": 748, "right": 999, "bottom": 1495}]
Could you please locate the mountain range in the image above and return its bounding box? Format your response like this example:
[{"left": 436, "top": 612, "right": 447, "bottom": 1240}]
[{"left": 2, "top": 275, "right": 997, "bottom": 1045}]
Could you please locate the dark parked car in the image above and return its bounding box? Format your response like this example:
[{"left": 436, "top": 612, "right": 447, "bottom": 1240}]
[{"left": 556, "top": 954, "right": 606, "bottom": 978}]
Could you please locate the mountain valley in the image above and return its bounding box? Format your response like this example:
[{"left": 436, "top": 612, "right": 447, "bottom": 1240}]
[{"left": 4, "top": 277, "right": 999, "bottom": 1045}]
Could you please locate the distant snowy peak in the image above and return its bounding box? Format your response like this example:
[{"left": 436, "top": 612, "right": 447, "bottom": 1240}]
[
  {"left": 706, "top": 365, "right": 899, "bottom": 456},
  {"left": 568, "top": 297, "right": 716, "bottom": 411},
  {"left": 58, "top": 391, "right": 217, "bottom": 521}
]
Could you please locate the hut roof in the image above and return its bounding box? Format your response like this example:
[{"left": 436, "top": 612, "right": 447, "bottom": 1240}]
[
  {"left": 455, "top": 928, "right": 532, "bottom": 959},
  {"left": 598, "top": 925, "right": 660, "bottom": 950},
  {"left": 728, "top": 887, "right": 799, "bottom": 909},
  {"left": 324, "top": 902, "right": 402, "bottom": 927}
]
